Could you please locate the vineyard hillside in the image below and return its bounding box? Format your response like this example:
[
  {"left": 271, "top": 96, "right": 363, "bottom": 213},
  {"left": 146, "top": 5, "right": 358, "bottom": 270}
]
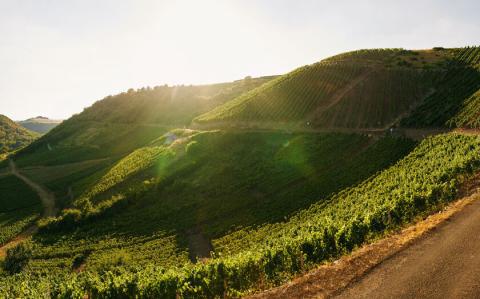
[
  {"left": 3, "top": 47, "right": 480, "bottom": 298},
  {"left": 195, "top": 47, "right": 480, "bottom": 129}
]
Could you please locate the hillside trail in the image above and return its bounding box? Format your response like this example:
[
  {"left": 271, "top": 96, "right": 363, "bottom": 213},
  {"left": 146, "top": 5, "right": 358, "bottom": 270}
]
[{"left": 0, "top": 160, "right": 57, "bottom": 257}]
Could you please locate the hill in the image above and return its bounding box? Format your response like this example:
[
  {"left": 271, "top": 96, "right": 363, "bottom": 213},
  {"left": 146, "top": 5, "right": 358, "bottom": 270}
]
[
  {"left": 3, "top": 47, "right": 480, "bottom": 298},
  {"left": 195, "top": 47, "right": 480, "bottom": 130},
  {"left": 0, "top": 115, "right": 38, "bottom": 156},
  {"left": 18, "top": 116, "right": 62, "bottom": 134},
  {"left": 13, "top": 76, "right": 275, "bottom": 167},
  {"left": 3, "top": 132, "right": 480, "bottom": 298}
]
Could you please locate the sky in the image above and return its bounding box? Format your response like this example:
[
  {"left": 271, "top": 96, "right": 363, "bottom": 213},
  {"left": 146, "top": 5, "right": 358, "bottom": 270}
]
[{"left": 0, "top": 0, "right": 479, "bottom": 120}]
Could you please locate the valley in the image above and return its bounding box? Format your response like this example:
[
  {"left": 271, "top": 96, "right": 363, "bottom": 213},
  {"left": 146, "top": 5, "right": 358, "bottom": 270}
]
[{"left": 1, "top": 46, "right": 480, "bottom": 298}]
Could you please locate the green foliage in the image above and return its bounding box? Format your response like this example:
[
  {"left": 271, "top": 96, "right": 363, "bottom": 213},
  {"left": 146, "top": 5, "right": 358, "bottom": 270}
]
[
  {"left": 447, "top": 89, "right": 480, "bottom": 128},
  {"left": 0, "top": 175, "right": 41, "bottom": 245},
  {"left": 22, "top": 132, "right": 412, "bottom": 287},
  {"left": 0, "top": 175, "right": 41, "bottom": 212},
  {"left": 4, "top": 241, "right": 33, "bottom": 274},
  {"left": 194, "top": 49, "right": 443, "bottom": 128},
  {"left": 402, "top": 46, "right": 480, "bottom": 127},
  {"left": 0, "top": 115, "right": 38, "bottom": 154},
  {"left": 1, "top": 133, "right": 477, "bottom": 298}
]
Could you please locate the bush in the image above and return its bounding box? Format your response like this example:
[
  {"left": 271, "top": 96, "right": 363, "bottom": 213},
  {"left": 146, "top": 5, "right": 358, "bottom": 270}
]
[{"left": 4, "top": 241, "right": 33, "bottom": 274}]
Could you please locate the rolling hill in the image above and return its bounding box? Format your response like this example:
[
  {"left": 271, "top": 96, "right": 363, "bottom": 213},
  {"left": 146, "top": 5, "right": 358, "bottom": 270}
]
[
  {"left": 0, "top": 115, "right": 38, "bottom": 156},
  {"left": 195, "top": 47, "right": 480, "bottom": 130},
  {"left": 2, "top": 47, "right": 480, "bottom": 298},
  {"left": 18, "top": 116, "right": 62, "bottom": 134}
]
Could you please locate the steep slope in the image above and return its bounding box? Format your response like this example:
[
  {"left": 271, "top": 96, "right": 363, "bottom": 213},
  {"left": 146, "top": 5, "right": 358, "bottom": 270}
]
[
  {"left": 13, "top": 76, "right": 275, "bottom": 167},
  {"left": 194, "top": 48, "right": 450, "bottom": 129},
  {"left": 29, "top": 130, "right": 413, "bottom": 273},
  {"left": 402, "top": 46, "right": 480, "bottom": 127},
  {"left": 3, "top": 133, "right": 480, "bottom": 298},
  {"left": 18, "top": 116, "right": 62, "bottom": 134},
  {"left": 0, "top": 115, "right": 37, "bottom": 155}
]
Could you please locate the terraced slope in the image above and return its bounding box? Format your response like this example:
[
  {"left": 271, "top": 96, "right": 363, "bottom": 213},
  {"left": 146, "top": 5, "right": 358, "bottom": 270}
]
[
  {"left": 403, "top": 46, "right": 480, "bottom": 127},
  {"left": 0, "top": 115, "right": 37, "bottom": 156},
  {"left": 195, "top": 49, "right": 449, "bottom": 129}
]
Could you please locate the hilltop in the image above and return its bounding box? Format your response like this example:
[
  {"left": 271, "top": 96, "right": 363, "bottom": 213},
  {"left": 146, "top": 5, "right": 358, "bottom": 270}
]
[
  {"left": 0, "top": 115, "right": 38, "bottom": 156},
  {"left": 195, "top": 47, "right": 480, "bottom": 130},
  {"left": 18, "top": 116, "right": 62, "bottom": 134}
]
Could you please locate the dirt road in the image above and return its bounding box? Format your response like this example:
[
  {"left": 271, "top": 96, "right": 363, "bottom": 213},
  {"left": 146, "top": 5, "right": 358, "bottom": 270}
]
[{"left": 336, "top": 198, "right": 480, "bottom": 299}]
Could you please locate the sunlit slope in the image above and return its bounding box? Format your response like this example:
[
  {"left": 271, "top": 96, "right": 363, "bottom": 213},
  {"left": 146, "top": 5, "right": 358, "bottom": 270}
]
[
  {"left": 13, "top": 76, "right": 274, "bottom": 167},
  {"left": 0, "top": 115, "right": 38, "bottom": 155},
  {"left": 195, "top": 48, "right": 450, "bottom": 129},
  {"left": 402, "top": 46, "right": 480, "bottom": 127},
  {"left": 32, "top": 130, "right": 413, "bottom": 273}
]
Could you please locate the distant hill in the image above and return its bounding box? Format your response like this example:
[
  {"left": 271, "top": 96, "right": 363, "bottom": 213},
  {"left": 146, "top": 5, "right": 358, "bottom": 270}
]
[
  {"left": 195, "top": 47, "right": 480, "bottom": 129},
  {"left": 18, "top": 116, "right": 62, "bottom": 134},
  {"left": 0, "top": 115, "right": 38, "bottom": 155}
]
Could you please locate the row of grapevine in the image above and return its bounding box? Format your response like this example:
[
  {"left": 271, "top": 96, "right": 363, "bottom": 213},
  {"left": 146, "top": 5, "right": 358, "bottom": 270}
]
[
  {"left": 402, "top": 46, "right": 480, "bottom": 127},
  {"left": 2, "top": 133, "right": 480, "bottom": 297},
  {"left": 195, "top": 63, "right": 368, "bottom": 123}
]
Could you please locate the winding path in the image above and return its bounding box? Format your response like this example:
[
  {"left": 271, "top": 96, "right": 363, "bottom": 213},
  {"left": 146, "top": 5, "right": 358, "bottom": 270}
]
[
  {"left": 0, "top": 161, "right": 57, "bottom": 257},
  {"left": 9, "top": 160, "right": 57, "bottom": 217}
]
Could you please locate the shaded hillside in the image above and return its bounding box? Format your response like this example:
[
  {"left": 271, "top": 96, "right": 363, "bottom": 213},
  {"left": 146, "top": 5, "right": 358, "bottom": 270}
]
[
  {"left": 18, "top": 116, "right": 62, "bottom": 134},
  {"left": 3, "top": 133, "right": 480, "bottom": 298},
  {"left": 402, "top": 46, "right": 480, "bottom": 127},
  {"left": 0, "top": 115, "right": 37, "bottom": 155},
  {"left": 14, "top": 76, "right": 275, "bottom": 167},
  {"left": 194, "top": 48, "right": 451, "bottom": 129}
]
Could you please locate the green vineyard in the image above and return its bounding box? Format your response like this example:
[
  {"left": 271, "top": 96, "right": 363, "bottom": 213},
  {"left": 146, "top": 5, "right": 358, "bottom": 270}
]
[
  {"left": 1, "top": 133, "right": 479, "bottom": 298},
  {"left": 195, "top": 49, "right": 450, "bottom": 129},
  {"left": 402, "top": 46, "right": 480, "bottom": 127}
]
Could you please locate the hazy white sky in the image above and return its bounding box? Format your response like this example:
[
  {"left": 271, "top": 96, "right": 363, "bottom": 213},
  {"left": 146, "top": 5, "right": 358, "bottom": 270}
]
[{"left": 1, "top": 0, "right": 479, "bottom": 120}]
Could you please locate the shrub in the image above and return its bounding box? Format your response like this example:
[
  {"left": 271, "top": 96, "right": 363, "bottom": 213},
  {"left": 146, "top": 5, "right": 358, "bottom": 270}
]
[{"left": 4, "top": 241, "right": 33, "bottom": 274}]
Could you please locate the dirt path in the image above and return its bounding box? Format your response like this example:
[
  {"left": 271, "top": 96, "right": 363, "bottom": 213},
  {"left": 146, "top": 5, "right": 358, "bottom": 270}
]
[
  {"left": 186, "top": 227, "right": 213, "bottom": 262},
  {"left": 0, "top": 161, "right": 57, "bottom": 257},
  {"left": 9, "top": 160, "right": 57, "bottom": 217}
]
